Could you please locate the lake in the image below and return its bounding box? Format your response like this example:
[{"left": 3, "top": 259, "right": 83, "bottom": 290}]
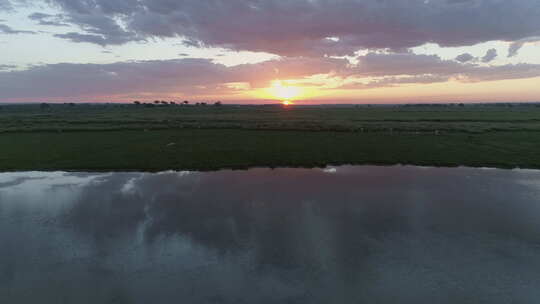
[{"left": 1, "top": 166, "right": 540, "bottom": 303}]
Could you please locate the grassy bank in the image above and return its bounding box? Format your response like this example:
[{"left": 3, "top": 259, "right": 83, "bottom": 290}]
[
  {"left": 1, "top": 104, "right": 540, "bottom": 171},
  {"left": 1, "top": 129, "right": 539, "bottom": 171}
]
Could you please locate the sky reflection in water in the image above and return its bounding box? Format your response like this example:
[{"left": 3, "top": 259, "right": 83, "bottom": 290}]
[{"left": 1, "top": 166, "right": 540, "bottom": 303}]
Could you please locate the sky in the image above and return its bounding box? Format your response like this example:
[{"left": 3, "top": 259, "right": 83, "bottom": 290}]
[{"left": 1, "top": 0, "right": 540, "bottom": 104}]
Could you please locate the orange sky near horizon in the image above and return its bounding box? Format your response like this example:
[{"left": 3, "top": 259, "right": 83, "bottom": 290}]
[
  {"left": 175, "top": 76, "right": 540, "bottom": 104},
  {"left": 55, "top": 76, "right": 536, "bottom": 105},
  {"left": 5, "top": 75, "right": 540, "bottom": 105}
]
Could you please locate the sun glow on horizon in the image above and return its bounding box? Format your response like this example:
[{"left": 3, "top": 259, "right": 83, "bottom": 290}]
[{"left": 269, "top": 80, "right": 303, "bottom": 101}]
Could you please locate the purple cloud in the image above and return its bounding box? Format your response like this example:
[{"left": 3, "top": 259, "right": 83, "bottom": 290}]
[
  {"left": 36, "top": 0, "right": 540, "bottom": 56},
  {"left": 353, "top": 53, "right": 465, "bottom": 77},
  {"left": 508, "top": 37, "right": 540, "bottom": 57},
  {"left": 481, "top": 49, "right": 498, "bottom": 63},
  {"left": 455, "top": 53, "right": 475, "bottom": 63},
  {"left": 350, "top": 52, "right": 540, "bottom": 85},
  {"left": 0, "top": 57, "right": 346, "bottom": 100},
  {"left": 2, "top": 53, "right": 540, "bottom": 101}
]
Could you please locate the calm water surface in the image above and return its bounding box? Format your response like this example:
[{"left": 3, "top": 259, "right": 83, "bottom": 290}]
[{"left": 1, "top": 166, "right": 540, "bottom": 303}]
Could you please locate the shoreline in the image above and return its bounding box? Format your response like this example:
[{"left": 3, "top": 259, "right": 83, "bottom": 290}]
[{"left": 0, "top": 163, "right": 536, "bottom": 174}]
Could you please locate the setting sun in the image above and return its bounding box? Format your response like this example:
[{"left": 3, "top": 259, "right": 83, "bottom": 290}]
[{"left": 269, "top": 81, "right": 303, "bottom": 101}]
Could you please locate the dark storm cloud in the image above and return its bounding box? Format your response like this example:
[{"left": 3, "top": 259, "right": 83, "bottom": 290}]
[{"left": 28, "top": 0, "right": 540, "bottom": 56}]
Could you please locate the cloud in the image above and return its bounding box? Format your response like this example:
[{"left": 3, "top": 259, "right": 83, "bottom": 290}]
[
  {"left": 508, "top": 37, "right": 540, "bottom": 57},
  {"left": 0, "top": 23, "right": 35, "bottom": 34},
  {"left": 0, "top": 0, "right": 12, "bottom": 11},
  {"left": 0, "top": 64, "right": 16, "bottom": 70},
  {"left": 455, "top": 53, "right": 475, "bottom": 63},
  {"left": 339, "top": 52, "right": 540, "bottom": 89},
  {"left": 340, "top": 74, "right": 451, "bottom": 90},
  {"left": 481, "top": 48, "right": 498, "bottom": 63},
  {"left": 463, "top": 63, "right": 540, "bottom": 82},
  {"left": 32, "top": 0, "right": 540, "bottom": 56},
  {"left": 28, "top": 12, "right": 69, "bottom": 26},
  {"left": 0, "top": 57, "right": 346, "bottom": 100},
  {"left": 53, "top": 31, "right": 137, "bottom": 46},
  {"left": 353, "top": 53, "right": 465, "bottom": 77},
  {"left": 2, "top": 52, "right": 540, "bottom": 101},
  {"left": 35, "top": 2, "right": 144, "bottom": 46},
  {"left": 2, "top": 0, "right": 538, "bottom": 102},
  {"left": 509, "top": 42, "right": 525, "bottom": 58}
]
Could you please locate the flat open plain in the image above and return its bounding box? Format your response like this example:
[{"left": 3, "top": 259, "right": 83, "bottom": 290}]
[{"left": 1, "top": 103, "right": 539, "bottom": 171}]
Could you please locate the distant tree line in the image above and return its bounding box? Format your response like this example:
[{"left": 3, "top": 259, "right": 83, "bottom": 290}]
[
  {"left": 133, "top": 100, "right": 223, "bottom": 107},
  {"left": 400, "top": 102, "right": 540, "bottom": 108}
]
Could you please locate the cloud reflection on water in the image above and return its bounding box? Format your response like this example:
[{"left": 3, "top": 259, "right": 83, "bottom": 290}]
[{"left": 1, "top": 166, "right": 540, "bottom": 303}]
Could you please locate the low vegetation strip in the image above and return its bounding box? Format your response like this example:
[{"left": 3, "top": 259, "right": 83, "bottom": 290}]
[
  {"left": 2, "top": 103, "right": 540, "bottom": 134},
  {"left": 1, "top": 129, "right": 539, "bottom": 171},
  {"left": 1, "top": 104, "right": 540, "bottom": 171}
]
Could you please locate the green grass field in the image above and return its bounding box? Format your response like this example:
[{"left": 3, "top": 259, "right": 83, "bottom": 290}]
[{"left": 1, "top": 103, "right": 540, "bottom": 171}]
